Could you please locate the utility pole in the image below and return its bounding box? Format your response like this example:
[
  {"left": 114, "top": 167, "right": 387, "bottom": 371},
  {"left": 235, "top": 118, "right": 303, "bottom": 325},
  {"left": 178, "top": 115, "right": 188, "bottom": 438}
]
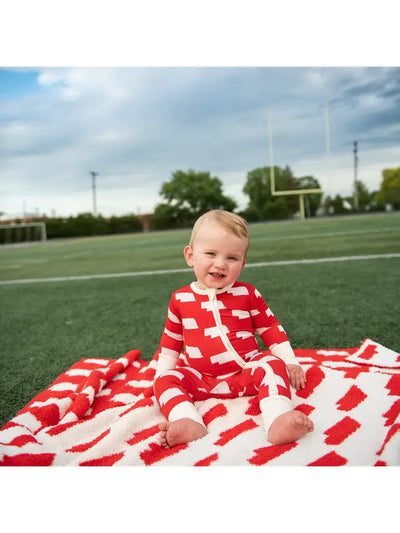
[
  {"left": 325, "top": 101, "right": 331, "bottom": 174},
  {"left": 90, "top": 171, "right": 99, "bottom": 215},
  {"left": 353, "top": 142, "right": 359, "bottom": 210}
]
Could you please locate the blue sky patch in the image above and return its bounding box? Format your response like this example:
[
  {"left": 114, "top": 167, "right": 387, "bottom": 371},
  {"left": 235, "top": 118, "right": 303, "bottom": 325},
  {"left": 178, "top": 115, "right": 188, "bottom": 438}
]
[{"left": 0, "top": 68, "right": 41, "bottom": 99}]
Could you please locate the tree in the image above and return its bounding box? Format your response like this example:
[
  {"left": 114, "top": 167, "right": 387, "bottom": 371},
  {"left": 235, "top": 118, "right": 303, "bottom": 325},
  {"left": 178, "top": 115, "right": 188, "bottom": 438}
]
[
  {"left": 242, "top": 166, "right": 295, "bottom": 220},
  {"left": 264, "top": 198, "right": 289, "bottom": 220},
  {"left": 109, "top": 214, "right": 143, "bottom": 234},
  {"left": 242, "top": 166, "right": 322, "bottom": 220},
  {"left": 342, "top": 180, "right": 372, "bottom": 212},
  {"left": 297, "top": 175, "right": 323, "bottom": 216},
  {"left": 242, "top": 167, "right": 272, "bottom": 220},
  {"left": 149, "top": 203, "right": 193, "bottom": 230},
  {"left": 376, "top": 167, "right": 400, "bottom": 209},
  {"left": 323, "top": 194, "right": 350, "bottom": 215},
  {"left": 358, "top": 180, "right": 370, "bottom": 210},
  {"left": 155, "top": 169, "right": 237, "bottom": 228}
]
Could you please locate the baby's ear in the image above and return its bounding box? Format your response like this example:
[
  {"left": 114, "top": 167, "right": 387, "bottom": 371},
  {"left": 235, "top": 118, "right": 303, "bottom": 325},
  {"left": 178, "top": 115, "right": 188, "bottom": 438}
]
[{"left": 183, "top": 246, "right": 194, "bottom": 267}]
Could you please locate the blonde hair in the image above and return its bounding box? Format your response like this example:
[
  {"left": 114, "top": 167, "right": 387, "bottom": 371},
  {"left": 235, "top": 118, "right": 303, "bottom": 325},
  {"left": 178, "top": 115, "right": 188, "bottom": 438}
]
[{"left": 190, "top": 210, "right": 249, "bottom": 252}]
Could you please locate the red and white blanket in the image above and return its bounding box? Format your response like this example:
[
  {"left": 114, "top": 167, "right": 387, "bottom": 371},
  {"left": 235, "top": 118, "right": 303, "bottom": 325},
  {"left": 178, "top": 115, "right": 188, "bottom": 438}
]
[{"left": 1, "top": 338, "right": 399, "bottom": 466}]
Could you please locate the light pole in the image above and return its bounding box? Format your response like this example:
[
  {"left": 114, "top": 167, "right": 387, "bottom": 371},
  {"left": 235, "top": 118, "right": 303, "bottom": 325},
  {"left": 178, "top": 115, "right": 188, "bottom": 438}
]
[
  {"left": 90, "top": 171, "right": 99, "bottom": 215},
  {"left": 325, "top": 101, "right": 331, "bottom": 176},
  {"left": 353, "top": 142, "right": 359, "bottom": 210}
]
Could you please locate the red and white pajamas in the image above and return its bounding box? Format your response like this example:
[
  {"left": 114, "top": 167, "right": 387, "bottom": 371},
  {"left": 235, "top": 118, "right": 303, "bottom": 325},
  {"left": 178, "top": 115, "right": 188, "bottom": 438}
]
[{"left": 154, "top": 281, "right": 300, "bottom": 438}]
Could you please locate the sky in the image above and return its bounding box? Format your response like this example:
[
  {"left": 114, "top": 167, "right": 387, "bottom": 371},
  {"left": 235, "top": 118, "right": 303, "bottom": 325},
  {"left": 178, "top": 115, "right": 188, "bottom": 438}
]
[{"left": 1, "top": 4, "right": 399, "bottom": 220}]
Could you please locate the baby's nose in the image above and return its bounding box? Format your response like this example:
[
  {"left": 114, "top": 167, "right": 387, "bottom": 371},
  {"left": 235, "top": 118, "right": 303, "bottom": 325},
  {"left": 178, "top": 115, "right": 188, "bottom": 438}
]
[{"left": 214, "top": 255, "right": 226, "bottom": 268}]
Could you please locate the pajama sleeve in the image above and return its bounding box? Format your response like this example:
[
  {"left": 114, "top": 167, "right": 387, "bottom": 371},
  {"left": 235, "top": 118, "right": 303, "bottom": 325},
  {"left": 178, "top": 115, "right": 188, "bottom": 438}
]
[
  {"left": 155, "top": 295, "right": 184, "bottom": 378},
  {"left": 251, "top": 287, "right": 299, "bottom": 366}
]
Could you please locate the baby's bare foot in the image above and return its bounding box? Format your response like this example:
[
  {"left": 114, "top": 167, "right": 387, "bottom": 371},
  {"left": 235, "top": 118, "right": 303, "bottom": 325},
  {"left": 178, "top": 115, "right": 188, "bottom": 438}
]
[
  {"left": 268, "top": 410, "right": 314, "bottom": 445},
  {"left": 158, "top": 418, "right": 207, "bottom": 448}
]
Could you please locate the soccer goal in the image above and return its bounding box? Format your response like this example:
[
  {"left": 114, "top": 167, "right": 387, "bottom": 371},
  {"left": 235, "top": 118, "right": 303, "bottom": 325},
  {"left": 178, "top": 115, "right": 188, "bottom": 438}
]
[{"left": 0, "top": 222, "right": 47, "bottom": 245}]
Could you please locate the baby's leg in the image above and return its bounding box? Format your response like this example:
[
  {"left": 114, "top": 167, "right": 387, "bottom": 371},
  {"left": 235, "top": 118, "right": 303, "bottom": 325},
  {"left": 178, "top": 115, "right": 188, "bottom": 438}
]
[
  {"left": 159, "top": 417, "right": 207, "bottom": 449},
  {"left": 244, "top": 354, "right": 314, "bottom": 445},
  {"left": 260, "top": 395, "right": 313, "bottom": 444},
  {"left": 159, "top": 400, "right": 207, "bottom": 448},
  {"left": 267, "top": 408, "right": 314, "bottom": 445},
  {"left": 154, "top": 369, "right": 207, "bottom": 448}
]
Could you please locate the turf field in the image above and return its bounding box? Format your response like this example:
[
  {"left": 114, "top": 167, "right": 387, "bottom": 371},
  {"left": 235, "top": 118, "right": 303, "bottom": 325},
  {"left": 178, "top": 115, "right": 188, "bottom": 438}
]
[{"left": 1, "top": 212, "right": 399, "bottom": 427}]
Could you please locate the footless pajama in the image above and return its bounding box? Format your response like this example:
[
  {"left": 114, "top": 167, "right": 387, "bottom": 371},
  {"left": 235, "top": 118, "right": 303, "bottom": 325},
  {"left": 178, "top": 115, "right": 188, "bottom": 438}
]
[{"left": 154, "top": 281, "right": 300, "bottom": 436}]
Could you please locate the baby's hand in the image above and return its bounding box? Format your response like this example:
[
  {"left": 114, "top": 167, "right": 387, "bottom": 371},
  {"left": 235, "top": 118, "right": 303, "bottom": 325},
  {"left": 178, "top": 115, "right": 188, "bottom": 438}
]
[{"left": 287, "top": 364, "right": 306, "bottom": 390}]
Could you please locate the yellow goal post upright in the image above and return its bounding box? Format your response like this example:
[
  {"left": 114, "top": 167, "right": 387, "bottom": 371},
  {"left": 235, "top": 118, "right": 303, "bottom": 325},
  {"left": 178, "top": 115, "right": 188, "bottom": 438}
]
[{"left": 267, "top": 106, "right": 325, "bottom": 221}]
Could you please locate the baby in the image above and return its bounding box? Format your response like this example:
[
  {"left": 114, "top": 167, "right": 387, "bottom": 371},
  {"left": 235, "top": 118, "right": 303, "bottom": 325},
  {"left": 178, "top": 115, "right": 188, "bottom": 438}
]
[{"left": 153, "top": 209, "right": 314, "bottom": 447}]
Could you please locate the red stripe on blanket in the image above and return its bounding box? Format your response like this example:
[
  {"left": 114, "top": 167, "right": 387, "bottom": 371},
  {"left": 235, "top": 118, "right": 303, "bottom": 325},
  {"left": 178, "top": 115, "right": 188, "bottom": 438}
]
[
  {"left": 30, "top": 403, "right": 61, "bottom": 428},
  {"left": 66, "top": 428, "right": 111, "bottom": 453},
  {"left": 324, "top": 416, "right": 361, "bottom": 445},
  {"left": 386, "top": 374, "right": 400, "bottom": 396},
  {"left": 295, "top": 404, "right": 315, "bottom": 416},
  {"left": 65, "top": 394, "right": 92, "bottom": 420},
  {"left": 214, "top": 418, "right": 257, "bottom": 446},
  {"left": 0, "top": 421, "right": 20, "bottom": 431},
  {"left": 383, "top": 399, "right": 400, "bottom": 426},
  {"left": 245, "top": 396, "right": 261, "bottom": 416},
  {"left": 46, "top": 419, "right": 85, "bottom": 436},
  {"left": 119, "top": 397, "right": 155, "bottom": 418},
  {"left": 248, "top": 442, "right": 297, "bottom": 465},
  {"left": 357, "top": 344, "right": 378, "bottom": 360},
  {"left": 203, "top": 403, "right": 228, "bottom": 426},
  {"left": 0, "top": 434, "right": 38, "bottom": 447},
  {"left": 194, "top": 453, "right": 219, "bottom": 466},
  {"left": 336, "top": 385, "right": 367, "bottom": 411},
  {"left": 79, "top": 452, "right": 124, "bottom": 466},
  {"left": 140, "top": 442, "right": 188, "bottom": 465},
  {"left": 127, "top": 424, "right": 159, "bottom": 445},
  {"left": 308, "top": 451, "right": 348, "bottom": 466},
  {"left": 336, "top": 366, "right": 370, "bottom": 379},
  {"left": 376, "top": 424, "right": 400, "bottom": 457},
  {"left": 296, "top": 366, "right": 325, "bottom": 399},
  {"left": 0, "top": 453, "right": 55, "bottom": 466}
]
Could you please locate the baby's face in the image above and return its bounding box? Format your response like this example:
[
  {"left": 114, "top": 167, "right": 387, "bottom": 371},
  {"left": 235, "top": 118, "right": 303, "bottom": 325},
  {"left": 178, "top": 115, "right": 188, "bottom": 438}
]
[{"left": 184, "top": 221, "right": 247, "bottom": 290}]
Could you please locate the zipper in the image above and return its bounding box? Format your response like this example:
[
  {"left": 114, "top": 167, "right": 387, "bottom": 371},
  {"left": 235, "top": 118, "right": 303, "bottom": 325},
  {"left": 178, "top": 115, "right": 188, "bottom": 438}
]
[{"left": 207, "top": 288, "right": 246, "bottom": 369}]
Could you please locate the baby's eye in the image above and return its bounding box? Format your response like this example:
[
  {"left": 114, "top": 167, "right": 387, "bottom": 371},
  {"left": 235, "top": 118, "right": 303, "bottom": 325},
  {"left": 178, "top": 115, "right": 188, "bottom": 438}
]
[
  {"left": 206, "top": 252, "right": 215, "bottom": 256},
  {"left": 228, "top": 256, "right": 238, "bottom": 261}
]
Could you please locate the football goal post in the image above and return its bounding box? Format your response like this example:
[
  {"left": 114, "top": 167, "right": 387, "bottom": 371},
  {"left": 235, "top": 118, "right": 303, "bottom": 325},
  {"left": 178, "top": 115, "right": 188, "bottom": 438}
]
[
  {"left": 267, "top": 106, "right": 325, "bottom": 220},
  {"left": 0, "top": 222, "right": 47, "bottom": 245}
]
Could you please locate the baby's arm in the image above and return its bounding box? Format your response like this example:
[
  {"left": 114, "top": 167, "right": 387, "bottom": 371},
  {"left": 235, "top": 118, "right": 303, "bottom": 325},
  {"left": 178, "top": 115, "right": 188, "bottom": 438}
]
[
  {"left": 155, "top": 349, "right": 180, "bottom": 378},
  {"left": 154, "top": 298, "right": 183, "bottom": 380},
  {"left": 286, "top": 364, "right": 306, "bottom": 390},
  {"left": 251, "top": 287, "right": 305, "bottom": 389},
  {"left": 269, "top": 341, "right": 306, "bottom": 390}
]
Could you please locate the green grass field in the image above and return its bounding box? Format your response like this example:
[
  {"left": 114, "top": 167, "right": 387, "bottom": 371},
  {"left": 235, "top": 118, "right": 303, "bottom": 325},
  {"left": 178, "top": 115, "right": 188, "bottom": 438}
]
[{"left": 1, "top": 212, "right": 399, "bottom": 427}]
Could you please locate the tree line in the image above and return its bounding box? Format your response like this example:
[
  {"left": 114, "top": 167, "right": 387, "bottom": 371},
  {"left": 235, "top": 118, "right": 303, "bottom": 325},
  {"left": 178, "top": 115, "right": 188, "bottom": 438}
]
[
  {"left": 149, "top": 165, "right": 400, "bottom": 230},
  {"left": 1, "top": 165, "right": 399, "bottom": 242},
  {"left": 0, "top": 213, "right": 143, "bottom": 243}
]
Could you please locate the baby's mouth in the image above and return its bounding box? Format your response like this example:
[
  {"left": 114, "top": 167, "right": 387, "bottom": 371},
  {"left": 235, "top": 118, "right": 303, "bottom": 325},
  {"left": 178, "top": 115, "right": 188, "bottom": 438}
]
[{"left": 210, "top": 272, "right": 225, "bottom": 279}]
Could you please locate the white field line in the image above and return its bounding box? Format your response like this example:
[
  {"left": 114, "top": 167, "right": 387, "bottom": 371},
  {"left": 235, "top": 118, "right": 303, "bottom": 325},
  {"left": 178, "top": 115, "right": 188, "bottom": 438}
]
[{"left": 1, "top": 253, "right": 400, "bottom": 286}]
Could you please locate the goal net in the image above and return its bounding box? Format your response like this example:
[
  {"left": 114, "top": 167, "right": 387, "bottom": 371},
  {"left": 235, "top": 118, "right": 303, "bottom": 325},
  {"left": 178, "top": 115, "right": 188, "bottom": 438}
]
[{"left": 0, "top": 222, "right": 47, "bottom": 245}]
